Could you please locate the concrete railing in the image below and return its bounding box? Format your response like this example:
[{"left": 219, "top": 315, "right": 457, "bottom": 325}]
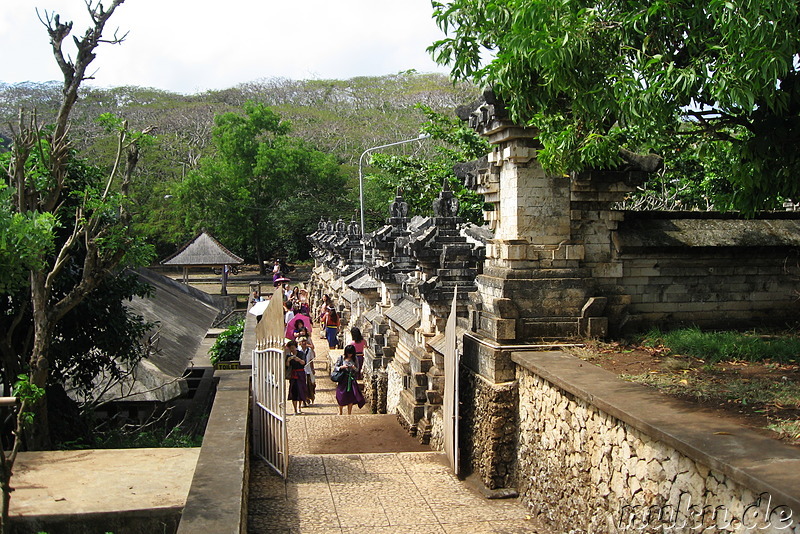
[
  {"left": 177, "top": 314, "right": 257, "bottom": 533},
  {"left": 176, "top": 369, "right": 250, "bottom": 534}
]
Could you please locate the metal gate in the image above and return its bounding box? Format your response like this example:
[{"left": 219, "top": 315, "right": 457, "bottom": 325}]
[
  {"left": 252, "top": 347, "right": 288, "bottom": 477},
  {"left": 443, "top": 288, "right": 460, "bottom": 475},
  {"left": 252, "top": 288, "right": 289, "bottom": 477}
]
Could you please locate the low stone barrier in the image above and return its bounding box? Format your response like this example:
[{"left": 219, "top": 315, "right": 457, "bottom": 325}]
[
  {"left": 512, "top": 350, "right": 800, "bottom": 534},
  {"left": 176, "top": 369, "right": 251, "bottom": 534}
]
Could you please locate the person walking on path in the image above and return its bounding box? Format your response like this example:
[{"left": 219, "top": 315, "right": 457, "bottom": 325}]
[
  {"left": 286, "top": 311, "right": 313, "bottom": 340},
  {"left": 298, "top": 336, "right": 316, "bottom": 406},
  {"left": 324, "top": 307, "right": 341, "bottom": 350},
  {"left": 317, "top": 294, "right": 332, "bottom": 338},
  {"left": 285, "top": 340, "right": 308, "bottom": 414},
  {"left": 348, "top": 327, "right": 366, "bottom": 379},
  {"left": 333, "top": 345, "right": 365, "bottom": 415}
]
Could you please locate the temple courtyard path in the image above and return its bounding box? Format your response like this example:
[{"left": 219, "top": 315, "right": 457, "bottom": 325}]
[{"left": 247, "top": 342, "right": 546, "bottom": 533}]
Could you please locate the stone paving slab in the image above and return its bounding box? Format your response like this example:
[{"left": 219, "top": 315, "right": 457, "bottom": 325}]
[
  {"left": 249, "top": 453, "right": 542, "bottom": 534},
  {"left": 248, "top": 329, "right": 545, "bottom": 533}
]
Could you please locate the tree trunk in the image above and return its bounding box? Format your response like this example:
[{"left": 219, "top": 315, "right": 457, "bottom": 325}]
[
  {"left": 253, "top": 210, "right": 266, "bottom": 276},
  {"left": 1, "top": 460, "right": 11, "bottom": 534},
  {"left": 256, "top": 242, "right": 266, "bottom": 276},
  {"left": 25, "top": 276, "right": 52, "bottom": 450}
]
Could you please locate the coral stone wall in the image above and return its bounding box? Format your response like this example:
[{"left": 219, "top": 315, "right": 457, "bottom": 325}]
[
  {"left": 459, "top": 368, "right": 518, "bottom": 489},
  {"left": 516, "top": 366, "right": 800, "bottom": 534},
  {"left": 386, "top": 361, "right": 404, "bottom": 415}
]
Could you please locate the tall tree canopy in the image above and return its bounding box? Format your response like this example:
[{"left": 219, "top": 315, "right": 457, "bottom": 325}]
[
  {"left": 177, "top": 102, "right": 349, "bottom": 270},
  {"left": 430, "top": 0, "right": 800, "bottom": 211}
]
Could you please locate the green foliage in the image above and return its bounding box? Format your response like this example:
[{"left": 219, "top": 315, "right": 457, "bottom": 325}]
[
  {"left": 0, "top": 182, "right": 55, "bottom": 294},
  {"left": 0, "top": 74, "right": 481, "bottom": 259},
  {"left": 430, "top": 0, "right": 800, "bottom": 211},
  {"left": 49, "top": 271, "right": 156, "bottom": 399},
  {"left": 177, "top": 103, "right": 350, "bottom": 262},
  {"left": 1, "top": 142, "right": 155, "bottom": 407},
  {"left": 208, "top": 320, "right": 245, "bottom": 364},
  {"left": 367, "top": 105, "right": 489, "bottom": 225},
  {"left": 12, "top": 375, "right": 45, "bottom": 426},
  {"left": 642, "top": 327, "right": 800, "bottom": 363}
]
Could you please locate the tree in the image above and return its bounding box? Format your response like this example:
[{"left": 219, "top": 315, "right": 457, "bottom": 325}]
[
  {"left": 176, "top": 102, "right": 350, "bottom": 269},
  {"left": 367, "top": 105, "right": 488, "bottom": 225},
  {"left": 1, "top": 2, "right": 158, "bottom": 528},
  {"left": 1, "top": 0, "right": 156, "bottom": 445},
  {"left": 430, "top": 0, "right": 800, "bottom": 211}
]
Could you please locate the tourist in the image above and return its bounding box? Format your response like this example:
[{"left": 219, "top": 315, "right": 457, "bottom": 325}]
[
  {"left": 298, "top": 336, "right": 316, "bottom": 406},
  {"left": 324, "top": 307, "right": 341, "bottom": 350},
  {"left": 251, "top": 290, "right": 263, "bottom": 306},
  {"left": 298, "top": 288, "right": 309, "bottom": 307},
  {"left": 333, "top": 345, "right": 365, "bottom": 415},
  {"left": 349, "top": 327, "right": 366, "bottom": 378},
  {"left": 291, "top": 319, "right": 308, "bottom": 341},
  {"left": 285, "top": 340, "right": 308, "bottom": 414},
  {"left": 286, "top": 310, "right": 313, "bottom": 340},
  {"left": 272, "top": 259, "right": 283, "bottom": 287},
  {"left": 284, "top": 300, "right": 295, "bottom": 325},
  {"left": 294, "top": 324, "right": 311, "bottom": 342},
  {"left": 317, "top": 294, "right": 332, "bottom": 329}
]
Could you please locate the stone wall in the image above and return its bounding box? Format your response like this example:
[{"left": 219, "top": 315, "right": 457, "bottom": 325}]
[
  {"left": 466, "top": 100, "right": 800, "bottom": 341},
  {"left": 612, "top": 212, "right": 800, "bottom": 332},
  {"left": 459, "top": 367, "right": 518, "bottom": 490},
  {"left": 512, "top": 351, "right": 800, "bottom": 534}
]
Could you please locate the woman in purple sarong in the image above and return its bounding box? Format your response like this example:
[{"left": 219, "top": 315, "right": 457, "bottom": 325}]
[
  {"left": 285, "top": 340, "right": 308, "bottom": 414},
  {"left": 334, "top": 345, "right": 365, "bottom": 415}
]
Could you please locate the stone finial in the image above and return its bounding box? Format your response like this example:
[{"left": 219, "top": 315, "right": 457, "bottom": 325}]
[
  {"left": 325, "top": 218, "right": 334, "bottom": 233},
  {"left": 390, "top": 188, "right": 409, "bottom": 219},
  {"left": 433, "top": 179, "right": 459, "bottom": 218},
  {"left": 348, "top": 217, "right": 361, "bottom": 238},
  {"left": 336, "top": 218, "right": 347, "bottom": 237},
  {"left": 318, "top": 217, "right": 326, "bottom": 231}
]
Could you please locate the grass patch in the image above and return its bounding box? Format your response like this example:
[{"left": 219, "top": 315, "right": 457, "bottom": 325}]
[{"left": 641, "top": 327, "right": 800, "bottom": 363}]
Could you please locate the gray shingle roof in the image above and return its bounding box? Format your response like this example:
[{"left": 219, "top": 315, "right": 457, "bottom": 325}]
[
  {"left": 385, "top": 298, "right": 420, "bottom": 331},
  {"left": 161, "top": 231, "right": 244, "bottom": 266}
]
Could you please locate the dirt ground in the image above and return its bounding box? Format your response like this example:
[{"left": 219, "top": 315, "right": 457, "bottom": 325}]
[
  {"left": 308, "top": 413, "right": 431, "bottom": 454},
  {"left": 567, "top": 341, "right": 800, "bottom": 447}
]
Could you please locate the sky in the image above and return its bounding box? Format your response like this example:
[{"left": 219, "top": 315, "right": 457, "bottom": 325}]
[{"left": 1, "top": 0, "right": 453, "bottom": 94}]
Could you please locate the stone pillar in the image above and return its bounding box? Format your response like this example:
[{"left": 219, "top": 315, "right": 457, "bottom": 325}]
[{"left": 470, "top": 109, "right": 591, "bottom": 342}]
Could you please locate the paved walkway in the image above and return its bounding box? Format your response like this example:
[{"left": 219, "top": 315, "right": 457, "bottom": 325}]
[{"left": 247, "top": 340, "right": 545, "bottom": 533}]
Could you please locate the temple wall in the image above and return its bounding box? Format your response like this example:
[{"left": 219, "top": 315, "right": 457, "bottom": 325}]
[{"left": 512, "top": 351, "right": 800, "bottom": 534}]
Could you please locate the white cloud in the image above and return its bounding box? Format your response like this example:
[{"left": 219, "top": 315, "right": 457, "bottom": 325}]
[{"left": 1, "top": 0, "right": 452, "bottom": 94}]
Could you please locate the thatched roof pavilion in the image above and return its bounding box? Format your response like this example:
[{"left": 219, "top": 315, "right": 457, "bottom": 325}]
[{"left": 161, "top": 231, "right": 244, "bottom": 295}]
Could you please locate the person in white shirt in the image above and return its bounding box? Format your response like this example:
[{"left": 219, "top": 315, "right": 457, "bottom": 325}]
[
  {"left": 284, "top": 300, "right": 295, "bottom": 324},
  {"left": 298, "top": 336, "right": 316, "bottom": 406}
]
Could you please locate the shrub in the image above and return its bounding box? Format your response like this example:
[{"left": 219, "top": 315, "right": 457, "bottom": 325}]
[
  {"left": 209, "top": 319, "right": 244, "bottom": 364},
  {"left": 642, "top": 327, "right": 800, "bottom": 363}
]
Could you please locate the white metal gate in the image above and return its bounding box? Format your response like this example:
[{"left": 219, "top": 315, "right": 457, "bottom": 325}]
[
  {"left": 252, "top": 347, "right": 288, "bottom": 477},
  {"left": 252, "top": 288, "right": 289, "bottom": 477},
  {"left": 443, "top": 288, "right": 460, "bottom": 475}
]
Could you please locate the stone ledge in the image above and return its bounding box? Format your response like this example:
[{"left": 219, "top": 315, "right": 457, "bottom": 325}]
[
  {"left": 511, "top": 350, "right": 800, "bottom": 515},
  {"left": 177, "top": 370, "right": 251, "bottom": 534}
]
